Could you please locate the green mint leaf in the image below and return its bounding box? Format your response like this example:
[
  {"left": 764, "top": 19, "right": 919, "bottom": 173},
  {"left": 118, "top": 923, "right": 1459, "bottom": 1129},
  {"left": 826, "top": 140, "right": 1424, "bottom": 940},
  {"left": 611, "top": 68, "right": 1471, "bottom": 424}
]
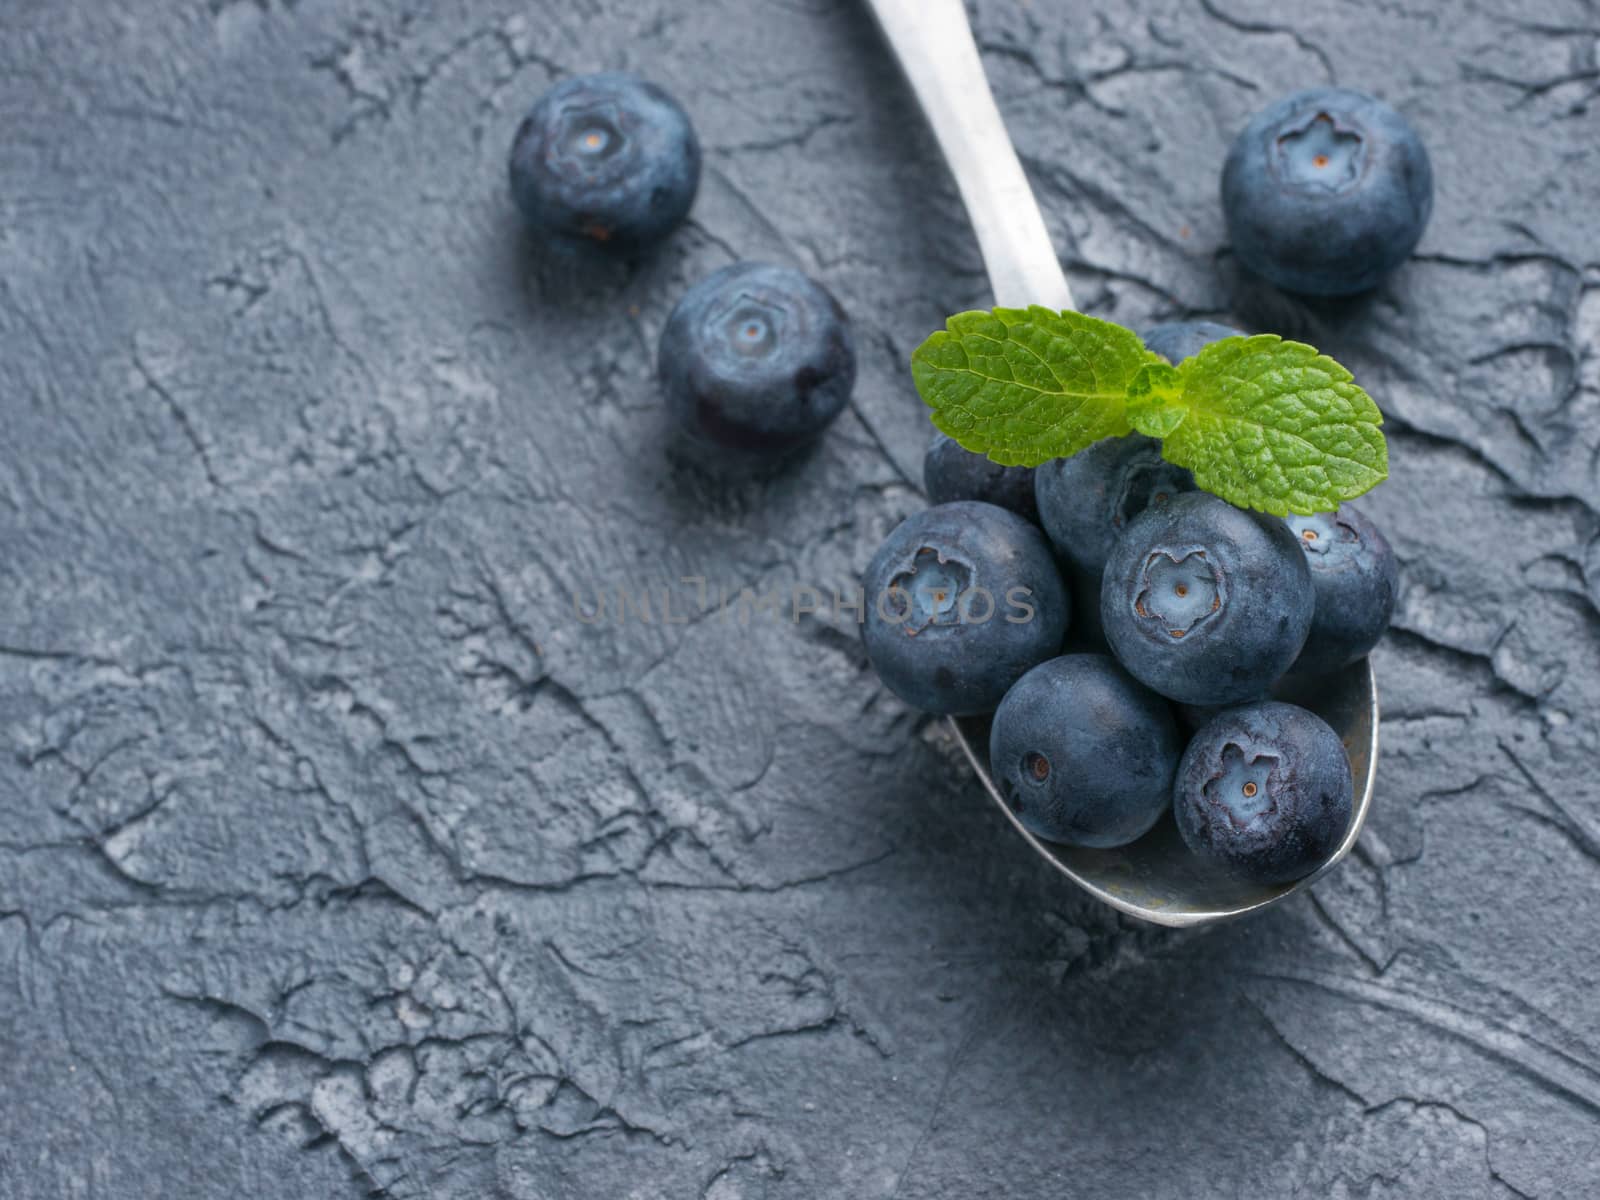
[
  {"left": 911, "top": 307, "right": 1389, "bottom": 515},
  {"left": 1156, "top": 335, "right": 1388, "bottom": 516},
  {"left": 910, "top": 307, "right": 1154, "bottom": 467},
  {"left": 1125, "top": 360, "right": 1186, "bottom": 439}
]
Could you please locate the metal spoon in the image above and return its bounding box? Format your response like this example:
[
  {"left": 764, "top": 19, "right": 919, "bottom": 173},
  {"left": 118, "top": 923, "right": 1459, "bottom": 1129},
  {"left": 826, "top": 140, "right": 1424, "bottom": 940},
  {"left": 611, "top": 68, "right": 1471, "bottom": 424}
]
[{"left": 865, "top": 0, "right": 1379, "bottom": 927}]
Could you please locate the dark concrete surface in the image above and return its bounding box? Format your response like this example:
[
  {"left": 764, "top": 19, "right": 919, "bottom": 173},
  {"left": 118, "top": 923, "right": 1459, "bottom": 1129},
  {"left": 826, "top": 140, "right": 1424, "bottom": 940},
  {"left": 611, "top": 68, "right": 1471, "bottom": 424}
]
[{"left": 3, "top": 0, "right": 1598, "bottom": 1196}]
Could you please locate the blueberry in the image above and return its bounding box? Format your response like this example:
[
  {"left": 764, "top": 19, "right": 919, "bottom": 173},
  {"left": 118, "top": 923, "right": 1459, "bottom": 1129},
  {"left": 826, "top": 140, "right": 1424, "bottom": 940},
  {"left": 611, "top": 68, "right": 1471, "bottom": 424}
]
[
  {"left": 1034, "top": 325, "right": 1242, "bottom": 647},
  {"left": 509, "top": 72, "right": 700, "bottom": 255},
  {"left": 1286, "top": 503, "right": 1399, "bottom": 675},
  {"left": 1142, "top": 321, "right": 1244, "bottom": 366},
  {"left": 1100, "top": 492, "right": 1313, "bottom": 706},
  {"left": 659, "top": 262, "right": 856, "bottom": 456},
  {"left": 924, "top": 431, "right": 1038, "bottom": 521},
  {"left": 1035, "top": 437, "right": 1197, "bottom": 578},
  {"left": 861, "top": 501, "right": 1069, "bottom": 716},
  {"left": 1034, "top": 326, "right": 1241, "bottom": 577},
  {"left": 1174, "top": 700, "right": 1352, "bottom": 884},
  {"left": 1222, "top": 87, "right": 1432, "bottom": 296},
  {"left": 989, "top": 654, "right": 1181, "bottom": 848}
]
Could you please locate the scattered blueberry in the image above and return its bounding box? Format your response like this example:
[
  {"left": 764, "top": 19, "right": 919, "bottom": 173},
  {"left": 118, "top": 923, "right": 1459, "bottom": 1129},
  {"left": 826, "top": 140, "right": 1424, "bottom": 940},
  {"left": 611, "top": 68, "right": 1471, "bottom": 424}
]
[
  {"left": 1142, "top": 320, "right": 1244, "bottom": 366},
  {"left": 1174, "top": 700, "right": 1352, "bottom": 885},
  {"left": 989, "top": 654, "right": 1181, "bottom": 848},
  {"left": 861, "top": 501, "right": 1069, "bottom": 716},
  {"left": 1100, "top": 492, "right": 1313, "bottom": 706},
  {"left": 509, "top": 72, "right": 700, "bottom": 255},
  {"left": 924, "top": 431, "right": 1038, "bottom": 522},
  {"left": 659, "top": 262, "right": 856, "bottom": 456},
  {"left": 1222, "top": 87, "right": 1432, "bottom": 296},
  {"left": 1286, "top": 503, "right": 1399, "bottom": 675}
]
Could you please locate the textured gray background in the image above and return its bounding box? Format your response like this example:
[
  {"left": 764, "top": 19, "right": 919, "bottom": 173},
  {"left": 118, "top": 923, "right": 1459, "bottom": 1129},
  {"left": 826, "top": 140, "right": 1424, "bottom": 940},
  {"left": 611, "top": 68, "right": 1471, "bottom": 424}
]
[{"left": 3, "top": 0, "right": 1598, "bottom": 1196}]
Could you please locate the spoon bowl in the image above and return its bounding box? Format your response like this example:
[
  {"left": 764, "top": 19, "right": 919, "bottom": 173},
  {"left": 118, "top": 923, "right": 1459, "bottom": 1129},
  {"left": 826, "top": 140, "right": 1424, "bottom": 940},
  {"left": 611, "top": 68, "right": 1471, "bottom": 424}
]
[
  {"left": 951, "top": 660, "right": 1378, "bottom": 927},
  {"left": 866, "top": 0, "right": 1380, "bottom": 925}
]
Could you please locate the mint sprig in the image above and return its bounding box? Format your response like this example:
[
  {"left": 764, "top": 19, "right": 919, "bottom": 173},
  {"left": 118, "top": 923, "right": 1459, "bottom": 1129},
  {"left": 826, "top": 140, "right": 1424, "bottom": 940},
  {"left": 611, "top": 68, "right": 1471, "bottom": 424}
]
[{"left": 911, "top": 307, "right": 1387, "bottom": 516}]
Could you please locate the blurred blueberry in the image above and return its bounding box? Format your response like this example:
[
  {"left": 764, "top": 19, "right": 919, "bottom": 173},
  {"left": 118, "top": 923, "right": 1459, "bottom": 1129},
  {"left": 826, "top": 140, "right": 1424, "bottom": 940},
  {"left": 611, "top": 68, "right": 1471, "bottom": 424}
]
[
  {"left": 659, "top": 262, "right": 855, "bottom": 456},
  {"left": 509, "top": 72, "right": 700, "bottom": 255},
  {"left": 1143, "top": 320, "right": 1244, "bottom": 365},
  {"left": 1221, "top": 87, "right": 1432, "bottom": 296}
]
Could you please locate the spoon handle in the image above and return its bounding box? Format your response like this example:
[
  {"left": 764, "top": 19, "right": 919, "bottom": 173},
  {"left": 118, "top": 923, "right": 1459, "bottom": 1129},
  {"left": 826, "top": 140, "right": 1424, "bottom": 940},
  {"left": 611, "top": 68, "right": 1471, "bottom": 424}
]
[{"left": 864, "top": 0, "right": 1074, "bottom": 311}]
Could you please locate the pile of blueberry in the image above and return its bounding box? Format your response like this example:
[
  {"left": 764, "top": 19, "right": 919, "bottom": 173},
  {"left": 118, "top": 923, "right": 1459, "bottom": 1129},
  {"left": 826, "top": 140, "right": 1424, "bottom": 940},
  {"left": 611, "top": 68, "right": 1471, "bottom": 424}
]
[
  {"left": 871, "top": 324, "right": 1399, "bottom": 885},
  {"left": 508, "top": 72, "right": 857, "bottom": 458},
  {"left": 864, "top": 82, "right": 1427, "bottom": 887},
  {"left": 509, "top": 73, "right": 1422, "bottom": 886}
]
